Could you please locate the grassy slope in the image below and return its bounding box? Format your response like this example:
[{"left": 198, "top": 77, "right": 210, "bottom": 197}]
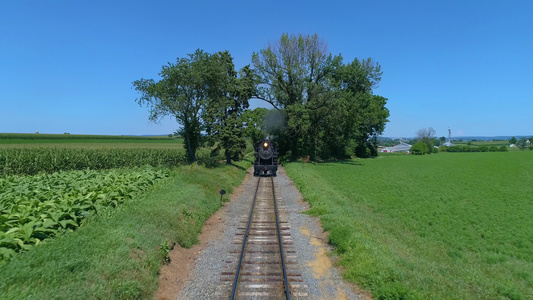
[
  {"left": 0, "top": 162, "right": 248, "bottom": 300},
  {"left": 285, "top": 152, "right": 533, "bottom": 299}
]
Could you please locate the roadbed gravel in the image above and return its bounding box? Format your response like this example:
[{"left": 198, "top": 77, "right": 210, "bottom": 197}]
[{"left": 169, "top": 166, "right": 370, "bottom": 299}]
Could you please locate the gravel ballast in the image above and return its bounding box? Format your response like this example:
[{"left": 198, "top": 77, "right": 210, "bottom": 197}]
[{"left": 175, "top": 166, "right": 368, "bottom": 299}]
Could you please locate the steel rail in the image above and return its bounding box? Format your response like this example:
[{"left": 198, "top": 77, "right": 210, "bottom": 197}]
[
  {"left": 230, "top": 177, "right": 261, "bottom": 300},
  {"left": 271, "top": 176, "right": 291, "bottom": 300}
]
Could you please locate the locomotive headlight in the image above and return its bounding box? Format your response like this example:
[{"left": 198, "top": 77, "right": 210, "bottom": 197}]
[{"left": 263, "top": 142, "right": 269, "bottom": 148}]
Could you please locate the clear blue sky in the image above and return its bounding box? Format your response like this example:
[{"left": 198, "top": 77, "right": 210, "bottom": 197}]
[{"left": 1, "top": 0, "right": 532, "bottom": 138}]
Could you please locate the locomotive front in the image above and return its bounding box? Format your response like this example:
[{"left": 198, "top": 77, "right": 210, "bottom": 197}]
[{"left": 254, "top": 139, "right": 278, "bottom": 176}]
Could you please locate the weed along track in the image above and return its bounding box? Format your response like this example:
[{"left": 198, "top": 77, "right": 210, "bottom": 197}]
[{"left": 216, "top": 176, "right": 308, "bottom": 299}]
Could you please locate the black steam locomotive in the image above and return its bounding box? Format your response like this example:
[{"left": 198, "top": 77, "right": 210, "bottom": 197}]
[{"left": 253, "top": 139, "right": 278, "bottom": 176}]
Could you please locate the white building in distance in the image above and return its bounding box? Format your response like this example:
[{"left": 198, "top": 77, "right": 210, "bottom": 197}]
[{"left": 380, "top": 142, "right": 412, "bottom": 153}]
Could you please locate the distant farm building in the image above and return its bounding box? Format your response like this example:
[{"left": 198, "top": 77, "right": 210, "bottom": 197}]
[{"left": 380, "top": 142, "right": 412, "bottom": 153}]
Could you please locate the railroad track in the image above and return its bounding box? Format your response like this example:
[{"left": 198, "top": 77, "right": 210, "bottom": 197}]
[{"left": 216, "top": 176, "right": 307, "bottom": 299}]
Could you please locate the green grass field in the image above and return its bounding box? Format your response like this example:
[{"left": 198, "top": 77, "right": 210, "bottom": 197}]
[{"left": 285, "top": 152, "right": 533, "bottom": 299}]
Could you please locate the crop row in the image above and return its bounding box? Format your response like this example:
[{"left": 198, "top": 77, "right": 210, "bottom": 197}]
[
  {"left": 0, "top": 133, "right": 174, "bottom": 140},
  {"left": 0, "top": 147, "right": 189, "bottom": 176},
  {"left": 0, "top": 167, "right": 169, "bottom": 264},
  {"left": 0, "top": 147, "right": 221, "bottom": 176}
]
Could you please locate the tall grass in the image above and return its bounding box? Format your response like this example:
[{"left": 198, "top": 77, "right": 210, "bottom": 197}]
[{"left": 285, "top": 152, "right": 533, "bottom": 299}]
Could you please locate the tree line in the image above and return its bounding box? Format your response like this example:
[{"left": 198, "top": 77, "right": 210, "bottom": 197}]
[
  {"left": 408, "top": 127, "right": 530, "bottom": 155},
  {"left": 134, "top": 33, "right": 389, "bottom": 163},
  {"left": 509, "top": 136, "right": 533, "bottom": 150}
]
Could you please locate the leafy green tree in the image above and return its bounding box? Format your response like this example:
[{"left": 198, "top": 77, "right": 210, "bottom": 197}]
[
  {"left": 509, "top": 136, "right": 517, "bottom": 145},
  {"left": 203, "top": 51, "right": 256, "bottom": 164},
  {"left": 416, "top": 127, "right": 437, "bottom": 154},
  {"left": 516, "top": 137, "right": 528, "bottom": 150},
  {"left": 252, "top": 33, "right": 336, "bottom": 109},
  {"left": 133, "top": 49, "right": 211, "bottom": 162},
  {"left": 242, "top": 107, "right": 269, "bottom": 145},
  {"left": 334, "top": 60, "right": 388, "bottom": 158},
  {"left": 252, "top": 33, "right": 388, "bottom": 160},
  {"left": 252, "top": 33, "right": 341, "bottom": 159},
  {"left": 440, "top": 136, "right": 446, "bottom": 143},
  {"left": 134, "top": 49, "right": 253, "bottom": 164},
  {"left": 411, "top": 142, "right": 429, "bottom": 155}
]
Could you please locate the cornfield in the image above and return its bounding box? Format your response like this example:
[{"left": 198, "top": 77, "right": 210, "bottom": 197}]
[
  {"left": 0, "top": 133, "right": 176, "bottom": 141},
  {"left": 0, "top": 147, "right": 188, "bottom": 176}
]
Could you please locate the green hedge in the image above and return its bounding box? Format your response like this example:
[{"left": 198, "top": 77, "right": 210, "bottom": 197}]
[{"left": 440, "top": 145, "right": 508, "bottom": 153}]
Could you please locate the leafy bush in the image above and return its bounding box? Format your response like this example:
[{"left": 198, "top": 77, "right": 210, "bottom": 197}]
[
  {"left": 355, "top": 141, "right": 379, "bottom": 158},
  {"left": 410, "top": 142, "right": 429, "bottom": 155},
  {"left": 195, "top": 148, "right": 223, "bottom": 167}
]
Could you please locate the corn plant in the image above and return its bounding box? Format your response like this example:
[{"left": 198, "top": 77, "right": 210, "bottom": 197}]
[{"left": 0, "top": 147, "right": 188, "bottom": 176}]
